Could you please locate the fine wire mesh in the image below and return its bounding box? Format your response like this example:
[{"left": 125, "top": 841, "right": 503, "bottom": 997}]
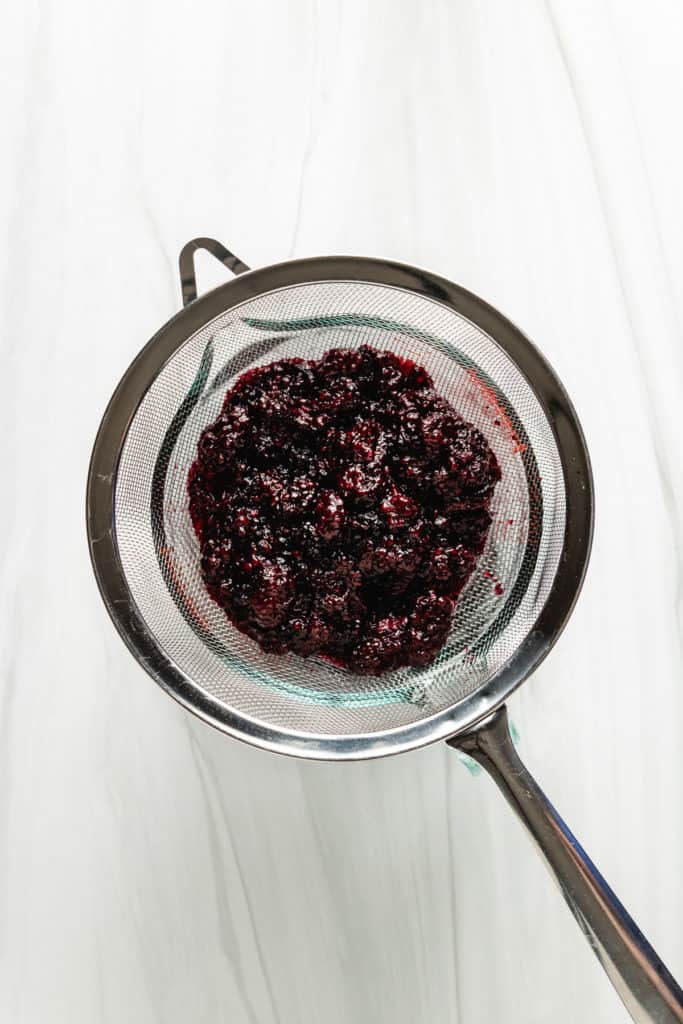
[{"left": 115, "top": 280, "right": 566, "bottom": 738}]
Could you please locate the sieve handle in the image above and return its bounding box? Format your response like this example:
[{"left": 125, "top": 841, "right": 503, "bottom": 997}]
[
  {"left": 448, "top": 706, "right": 683, "bottom": 1024},
  {"left": 179, "top": 238, "right": 251, "bottom": 307}
]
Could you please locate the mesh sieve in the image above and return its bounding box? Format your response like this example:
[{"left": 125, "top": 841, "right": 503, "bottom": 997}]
[
  {"left": 91, "top": 248, "right": 683, "bottom": 1021},
  {"left": 110, "top": 273, "right": 566, "bottom": 743}
]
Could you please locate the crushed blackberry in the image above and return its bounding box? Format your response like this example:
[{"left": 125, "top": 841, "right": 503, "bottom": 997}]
[{"left": 188, "top": 346, "right": 500, "bottom": 675}]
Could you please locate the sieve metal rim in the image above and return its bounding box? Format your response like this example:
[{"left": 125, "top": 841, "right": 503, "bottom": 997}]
[{"left": 86, "top": 253, "right": 594, "bottom": 760}]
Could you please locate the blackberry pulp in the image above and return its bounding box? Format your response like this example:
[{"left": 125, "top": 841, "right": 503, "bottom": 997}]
[{"left": 188, "top": 346, "right": 500, "bottom": 675}]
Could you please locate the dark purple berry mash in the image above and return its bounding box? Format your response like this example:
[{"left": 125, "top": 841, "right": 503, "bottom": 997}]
[{"left": 188, "top": 346, "right": 500, "bottom": 675}]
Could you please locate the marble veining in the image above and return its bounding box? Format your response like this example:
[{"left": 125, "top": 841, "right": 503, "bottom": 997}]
[{"left": 1, "top": 1, "right": 682, "bottom": 1021}]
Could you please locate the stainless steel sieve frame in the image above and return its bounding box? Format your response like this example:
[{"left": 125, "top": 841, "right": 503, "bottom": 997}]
[
  {"left": 87, "top": 243, "right": 592, "bottom": 761},
  {"left": 86, "top": 240, "right": 683, "bottom": 1023}
]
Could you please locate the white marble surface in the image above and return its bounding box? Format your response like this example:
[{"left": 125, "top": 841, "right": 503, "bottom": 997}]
[{"left": 2, "top": 1, "right": 683, "bottom": 1021}]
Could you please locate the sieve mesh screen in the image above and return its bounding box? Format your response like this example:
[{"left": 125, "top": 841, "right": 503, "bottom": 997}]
[{"left": 114, "top": 280, "right": 565, "bottom": 738}]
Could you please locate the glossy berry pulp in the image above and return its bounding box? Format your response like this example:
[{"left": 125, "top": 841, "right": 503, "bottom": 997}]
[{"left": 188, "top": 346, "right": 500, "bottom": 675}]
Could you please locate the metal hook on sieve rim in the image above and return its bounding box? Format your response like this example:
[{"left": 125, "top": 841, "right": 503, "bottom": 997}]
[{"left": 179, "top": 237, "right": 250, "bottom": 307}]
